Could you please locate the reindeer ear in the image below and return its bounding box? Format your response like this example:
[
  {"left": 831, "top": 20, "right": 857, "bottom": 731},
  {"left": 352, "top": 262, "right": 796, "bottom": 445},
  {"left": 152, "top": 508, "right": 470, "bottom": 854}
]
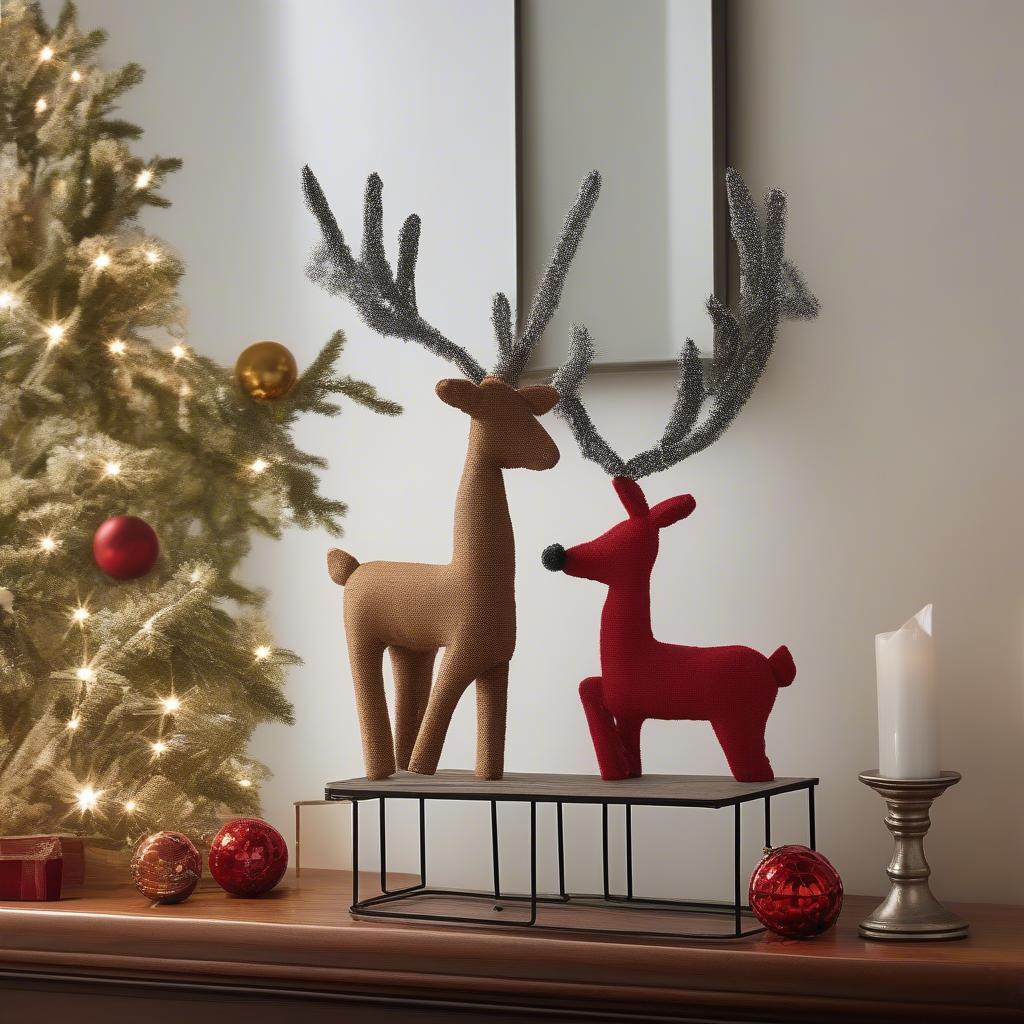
[
  {"left": 612, "top": 477, "right": 649, "bottom": 518},
  {"left": 518, "top": 384, "right": 559, "bottom": 416},
  {"left": 650, "top": 494, "right": 696, "bottom": 529},
  {"left": 436, "top": 378, "right": 481, "bottom": 415}
]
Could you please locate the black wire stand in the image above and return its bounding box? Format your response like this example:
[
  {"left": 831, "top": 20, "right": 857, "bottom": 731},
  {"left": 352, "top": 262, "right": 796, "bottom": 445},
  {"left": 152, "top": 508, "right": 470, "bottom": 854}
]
[{"left": 325, "top": 770, "right": 818, "bottom": 941}]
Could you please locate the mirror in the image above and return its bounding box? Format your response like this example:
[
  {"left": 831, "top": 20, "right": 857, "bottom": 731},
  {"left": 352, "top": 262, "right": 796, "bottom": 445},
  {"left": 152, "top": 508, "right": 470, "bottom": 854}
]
[{"left": 518, "top": 0, "right": 725, "bottom": 371}]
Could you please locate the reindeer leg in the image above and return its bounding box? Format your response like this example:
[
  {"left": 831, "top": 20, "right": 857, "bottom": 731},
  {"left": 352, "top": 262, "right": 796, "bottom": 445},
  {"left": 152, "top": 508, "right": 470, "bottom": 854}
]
[
  {"left": 474, "top": 662, "right": 509, "bottom": 780},
  {"left": 408, "top": 649, "right": 475, "bottom": 776},
  {"left": 617, "top": 717, "right": 644, "bottom": 778},
  {"left": 710, "top": 716, "right": 774, "bottom": 783},
  {"left": 347, "top": 637, "right": 395, "bottom": 780},
  {"left": 579, "top": 677, "right": 630, "bottom": 780},
  {"left": 390, "top": 647, "right": 437, "bottom": 771}
]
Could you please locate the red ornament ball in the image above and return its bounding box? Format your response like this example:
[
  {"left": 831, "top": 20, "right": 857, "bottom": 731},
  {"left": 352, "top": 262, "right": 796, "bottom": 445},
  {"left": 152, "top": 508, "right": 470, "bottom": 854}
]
[
  {"left": 749, "top": 845, "right": 843, "bottom": 938},
  {"left": 93, "top": 515, "right": 159, "bottom": 580},
  {"left": 131, "top": 831, "right": 202, "bottom": 904},
  {"left": 208, "top": 818, "right": 288, "bottom": 897}
]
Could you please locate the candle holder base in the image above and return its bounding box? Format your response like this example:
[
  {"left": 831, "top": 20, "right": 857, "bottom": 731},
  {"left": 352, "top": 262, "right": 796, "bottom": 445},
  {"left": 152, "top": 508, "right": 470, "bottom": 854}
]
[{"left": 858, "top": 770, "right": 968, "bottom": 941}]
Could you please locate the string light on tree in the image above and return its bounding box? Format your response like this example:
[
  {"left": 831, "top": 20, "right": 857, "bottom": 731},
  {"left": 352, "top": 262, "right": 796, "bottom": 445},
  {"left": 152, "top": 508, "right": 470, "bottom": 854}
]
[
  {"left": 76, "top": 665, "right": 95, "bottom": 683},
  {"left": 170, "top": 342, "right": 187, "bottom": 361},
  {"left": 44, "top": 323, "right": 64, "bottom": 346},
  {"left": 144, "top": 248, "right": 160, "bottom": 264},
  {"left": 124, "top": 800, "right": 137, "bottom": 813},
  {"left": 39, "top": 45, "right": 54, "bottom": 61},
  {"left": 151, "top": 740, "right": 167, "bottom": 756},
  {"left": 134, "top": 169, "right": 153, "bottom": 190},
  {"left": 71, "top": 605, "right": 90, "bottom": 624},
  {"left": 0, "top": 291, "right": 16, "bottom": 310},
  {"left": 102, "top": 460, "right": 122, "bottom": 478},
  {"left": 238, "top": 778, "right": 252, "bottom": 788},
  {"left": 34, "top": 97, "right": 47, "bottom": 114},
  {"left": 75, "top": 785, "right": 101, "bottom": 813},
  {"left": 66, "top": 717, "right": 80, "bottom": 731},
  {"left": 254, "top": 645, "right": 272, "bottom": 661},
  {"left": 108, "top": 338, "right": 127, "bottom": 356},
  {"left": 70, "top": 68, "right": 82, "bottom": 83},
  {"left": 39, "top": 535, "right": 58, "bottom": 553},
  {"left": 160, "top": 695, "right": 181, "bottom": 714},
  {"left": 93, "top": 252, "right": 111, "bottom": 270},
  {"left": 249, "top": 458, "right": 269, "bottom": 476}
]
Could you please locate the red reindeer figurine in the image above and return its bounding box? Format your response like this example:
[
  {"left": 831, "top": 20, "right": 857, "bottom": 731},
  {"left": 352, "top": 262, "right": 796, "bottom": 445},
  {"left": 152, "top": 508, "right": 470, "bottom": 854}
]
[
  {"left": 545, "top": 169, "right": 818, "bottom": 782},
  {"left": 543, "top": 478, "right": 795, "bottom": 781}
]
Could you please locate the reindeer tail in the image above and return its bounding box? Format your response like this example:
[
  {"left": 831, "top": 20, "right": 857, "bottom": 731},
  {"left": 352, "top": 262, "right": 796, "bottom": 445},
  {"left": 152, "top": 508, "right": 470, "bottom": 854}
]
[
  {"left": 327, "top": 548, "right": 360, "bottom": 586},
  {"left": 768, "top": 645, "right": 796, "bottom": 687}
]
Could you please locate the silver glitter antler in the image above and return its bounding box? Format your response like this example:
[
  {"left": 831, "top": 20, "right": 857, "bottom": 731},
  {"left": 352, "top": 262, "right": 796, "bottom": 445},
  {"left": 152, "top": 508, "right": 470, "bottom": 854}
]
[
  {"left": 553, "top": 169, "right": 819, "bottom": 479},
  {"left": 303, "top": 168, "right": 485, "bottom": 382},
  {"left": 303, "top": 167, "right": 601, "bottom": 387},
  {"left": 493, "top": 171, "right": 601, "bottom": 386}
]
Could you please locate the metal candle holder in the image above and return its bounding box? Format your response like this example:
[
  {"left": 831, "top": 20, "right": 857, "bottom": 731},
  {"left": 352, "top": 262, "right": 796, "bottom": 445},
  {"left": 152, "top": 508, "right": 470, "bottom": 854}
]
[{"left": 858, "top": 770, "right": 968, "bottom": 941}]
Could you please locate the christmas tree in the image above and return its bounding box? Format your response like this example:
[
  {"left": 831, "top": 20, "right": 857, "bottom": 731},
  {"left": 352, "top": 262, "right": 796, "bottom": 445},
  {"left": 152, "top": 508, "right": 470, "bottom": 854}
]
[{"left": 0, "top": 2, "right": 399, "bottom": 846}]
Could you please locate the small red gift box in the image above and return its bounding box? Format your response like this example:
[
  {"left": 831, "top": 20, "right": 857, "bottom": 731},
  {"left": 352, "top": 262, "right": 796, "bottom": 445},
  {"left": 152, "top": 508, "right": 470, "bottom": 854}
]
[
  {"left": 0, "top": 835, "right": 84, "bottom": 886},
  {"left": 0, "top": 836, "right": 64, "bottom": 901}
]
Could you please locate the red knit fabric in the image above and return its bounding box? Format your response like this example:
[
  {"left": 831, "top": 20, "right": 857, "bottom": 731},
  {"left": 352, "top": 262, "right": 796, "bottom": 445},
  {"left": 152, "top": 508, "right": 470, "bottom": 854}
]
[{"left": 566, "top": 478, "right": 794, "bottom": 783}]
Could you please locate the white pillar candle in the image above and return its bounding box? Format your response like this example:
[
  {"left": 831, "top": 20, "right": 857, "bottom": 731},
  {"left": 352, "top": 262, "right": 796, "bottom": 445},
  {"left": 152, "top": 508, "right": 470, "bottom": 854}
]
[{"left": 875, "top": 604, "right": 940, "bottom": 779}]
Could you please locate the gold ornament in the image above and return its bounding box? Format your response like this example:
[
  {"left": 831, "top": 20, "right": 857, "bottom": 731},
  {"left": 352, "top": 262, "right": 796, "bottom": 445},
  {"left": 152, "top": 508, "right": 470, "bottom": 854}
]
[{"left": 234, "top": 341, "right": 298, "bottom": 400}]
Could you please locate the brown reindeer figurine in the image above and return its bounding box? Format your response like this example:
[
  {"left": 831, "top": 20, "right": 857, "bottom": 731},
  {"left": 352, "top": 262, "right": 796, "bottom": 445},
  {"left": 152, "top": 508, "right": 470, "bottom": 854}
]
[{"left": 303, "top": 167, "right": 600, "bottom": 780}]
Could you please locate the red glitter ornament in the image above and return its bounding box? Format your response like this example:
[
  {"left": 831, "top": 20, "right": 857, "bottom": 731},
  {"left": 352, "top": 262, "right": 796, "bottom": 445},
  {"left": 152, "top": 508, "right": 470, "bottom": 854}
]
[
  {"left": 130, "top": 831, "right": 201, "bottom": 904},
  {"left": 92, "top": 515, "right": 159, "bottom": 580},
  {"left": 748, "top": 844, "right": 843, "bottom": 938},
  {"left": 208, "top": 817, "right": 288, "bottom": 897}
]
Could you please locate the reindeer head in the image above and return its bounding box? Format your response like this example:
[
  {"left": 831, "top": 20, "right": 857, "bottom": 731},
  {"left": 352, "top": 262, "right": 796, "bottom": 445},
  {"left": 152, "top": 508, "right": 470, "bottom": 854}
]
[
  {"left": 543, "top": 478, "right": 694, "bottom": 584},
  {"left": 437, "top": 376, "right": 559, "bottom": 470}
]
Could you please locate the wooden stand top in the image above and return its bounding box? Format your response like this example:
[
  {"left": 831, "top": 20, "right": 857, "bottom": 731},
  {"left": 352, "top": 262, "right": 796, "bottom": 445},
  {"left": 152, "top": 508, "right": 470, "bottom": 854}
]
[
  {"left": 325, "top": 769, "right": 818, "bottom": 806},
  {"left": 3, "top": 870, "right": 1020, "bottom": 1022}
]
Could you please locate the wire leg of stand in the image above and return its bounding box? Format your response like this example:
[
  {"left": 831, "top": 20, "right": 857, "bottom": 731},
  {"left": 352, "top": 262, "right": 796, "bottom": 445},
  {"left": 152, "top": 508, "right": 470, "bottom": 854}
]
[
  {"left": 528, "top": 801, "right": 538, "bottom": 925},
  {"left": 556, "top": 802, "right": 566, "bottom": 899},
  {"left": 733, "top": 803, "right": 742, "bottom": 937},
  {"left": 625, "top": 804, "right": 634, "bottom": 901},
  {"left": 602, "top": 803, "right": 610, "bottom": 899},
  {"left": 419, "top": 798, "right": 427, "bottom": 884},
  {"left": 491, "top": 799, "right": 501, "bottom": 899},
  {"left": 809, "top": 786, "right": 817, "bottom": 850},
  {"left": 351, "top": 800, "right": 360, "bottom": 908},
  {"left": 764, "top": 795, "right": 772, "bottom": 849},
  {"left": 379, "top": 797, "right": 388, "bottom": 893}
]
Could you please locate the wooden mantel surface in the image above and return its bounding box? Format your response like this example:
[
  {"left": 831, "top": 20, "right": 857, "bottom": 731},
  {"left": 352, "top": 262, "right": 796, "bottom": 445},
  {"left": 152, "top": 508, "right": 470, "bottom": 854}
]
[{"left": 1, "top": 869, "right": 1023, "bottom": 1022}]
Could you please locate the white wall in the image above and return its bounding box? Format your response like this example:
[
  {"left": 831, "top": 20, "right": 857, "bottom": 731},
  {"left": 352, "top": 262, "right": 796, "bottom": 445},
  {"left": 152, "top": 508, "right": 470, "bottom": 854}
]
[{"left": 62, "top": 0, "right": 1024, "bottom": 905}]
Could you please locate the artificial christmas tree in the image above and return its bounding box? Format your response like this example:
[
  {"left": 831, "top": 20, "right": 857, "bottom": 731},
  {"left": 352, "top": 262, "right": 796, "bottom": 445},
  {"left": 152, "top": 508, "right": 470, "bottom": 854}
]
[{"left": 0, "top": 2, "right": 398, "bottom": 849}]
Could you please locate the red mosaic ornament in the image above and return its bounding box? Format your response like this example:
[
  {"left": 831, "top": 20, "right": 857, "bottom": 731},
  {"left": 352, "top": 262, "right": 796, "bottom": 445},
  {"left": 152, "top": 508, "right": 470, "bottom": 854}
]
[
  {"left": 208, "top": 818, "right": 288, "bottom": 897},
  {"left": 748, "top": 844, "right": 843, "bottom": 938},
  {"left": 131, "top": 831, "right": 202, "bottom": 904},
  {"left": 93, "top": 515, "right": 159, "bottom": 580}
]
